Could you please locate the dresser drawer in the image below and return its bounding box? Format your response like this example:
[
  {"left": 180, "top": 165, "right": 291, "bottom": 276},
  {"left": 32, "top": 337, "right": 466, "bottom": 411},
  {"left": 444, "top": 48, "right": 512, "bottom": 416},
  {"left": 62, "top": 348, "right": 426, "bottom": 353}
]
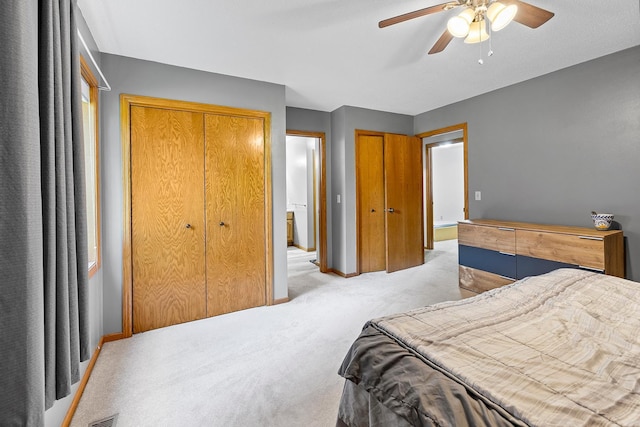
[
  {"left": 459, "top": 265, "right": 515, "bottom": 294},
  {"left": 516, "top": 230, "right": 605, "bottom": 270},
  {"left": 516, "top": 255, "right": 577, "bottom": 279},
  {"left": 459, "top": 245, "right": 517, "bottom": 280},
  {"left": 458, "top": 223, "right": 516, "bottom": 253}
]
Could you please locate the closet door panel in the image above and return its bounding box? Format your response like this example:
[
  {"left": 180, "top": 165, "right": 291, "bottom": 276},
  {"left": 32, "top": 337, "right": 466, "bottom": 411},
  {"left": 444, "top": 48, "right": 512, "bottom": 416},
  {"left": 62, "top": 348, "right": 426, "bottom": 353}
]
[
  {"left": 205, "top": 114, "right": 266, "bottom": 316},
  {"left": 384, "top": 134, "right": 424, "bottom": 273},
  {"left": 236, "top": 117, "right": 266, "bottom": 311},
  {"left": 204, "top": 114, "right": 235, "bottom": 316},
  {"left": 356, "top": 134, "right": 386, "bottom": 273},
  {"left": 131, "top": 106, "right": 206, "bottom": 333}
]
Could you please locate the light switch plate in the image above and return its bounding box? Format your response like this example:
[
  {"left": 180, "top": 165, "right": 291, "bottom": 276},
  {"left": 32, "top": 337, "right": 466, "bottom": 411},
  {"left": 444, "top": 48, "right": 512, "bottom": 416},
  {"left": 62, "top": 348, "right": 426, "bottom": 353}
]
[{"left": 475, "top": 191, "right": 481, "bottom": 201}]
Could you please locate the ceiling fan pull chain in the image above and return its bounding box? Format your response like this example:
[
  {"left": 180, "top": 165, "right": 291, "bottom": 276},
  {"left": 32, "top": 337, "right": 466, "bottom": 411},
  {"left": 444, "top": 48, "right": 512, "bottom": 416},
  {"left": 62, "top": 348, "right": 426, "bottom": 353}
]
[
  {"left": 478, "top": 35, "right": 484, "bottom": 64},
  {"left": 488, "top": 18, "right": 494, "bottom": 57}
]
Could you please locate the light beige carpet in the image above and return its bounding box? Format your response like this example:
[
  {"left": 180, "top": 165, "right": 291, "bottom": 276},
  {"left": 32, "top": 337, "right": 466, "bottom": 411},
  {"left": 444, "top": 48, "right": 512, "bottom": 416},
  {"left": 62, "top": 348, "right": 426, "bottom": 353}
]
[{"left": 70, "top": 240, "right": 461, "bottom": 427}]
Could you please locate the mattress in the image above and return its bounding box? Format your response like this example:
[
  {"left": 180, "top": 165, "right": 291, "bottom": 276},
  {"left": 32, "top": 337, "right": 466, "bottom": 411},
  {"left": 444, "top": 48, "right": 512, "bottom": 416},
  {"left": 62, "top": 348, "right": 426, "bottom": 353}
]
[{"left": 338, "top": 269, "right": 640, "bottom": 426}]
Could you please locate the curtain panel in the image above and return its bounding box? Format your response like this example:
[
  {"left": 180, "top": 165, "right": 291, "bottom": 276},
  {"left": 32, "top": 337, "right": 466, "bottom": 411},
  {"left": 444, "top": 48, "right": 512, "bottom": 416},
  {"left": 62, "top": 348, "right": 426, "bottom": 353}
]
[{"left": 0, "top": 0, "right": 90, "bottom": 425}]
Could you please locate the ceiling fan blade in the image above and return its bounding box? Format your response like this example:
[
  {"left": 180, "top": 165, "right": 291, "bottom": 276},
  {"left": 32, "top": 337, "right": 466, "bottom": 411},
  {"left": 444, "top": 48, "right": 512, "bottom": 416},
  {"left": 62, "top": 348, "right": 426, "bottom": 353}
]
[
  {"left": 428, "top": 30, "right": 454, "bottom": 54},
  {"left": 379, "top": 2, "right": 453, "bottom": 28},
  {"left": 506, "top": 0, "right": 554, "bottom": 28}
]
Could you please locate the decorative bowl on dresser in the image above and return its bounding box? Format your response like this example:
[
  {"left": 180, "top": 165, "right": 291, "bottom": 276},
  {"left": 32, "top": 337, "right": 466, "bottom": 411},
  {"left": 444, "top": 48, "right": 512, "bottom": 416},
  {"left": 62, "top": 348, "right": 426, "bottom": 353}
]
[
  {"left": 458, "top": 219, "right": 624, "bottom": 297},
  {"left": 591, "top": 212, "right": 614, "bottom": 231}
]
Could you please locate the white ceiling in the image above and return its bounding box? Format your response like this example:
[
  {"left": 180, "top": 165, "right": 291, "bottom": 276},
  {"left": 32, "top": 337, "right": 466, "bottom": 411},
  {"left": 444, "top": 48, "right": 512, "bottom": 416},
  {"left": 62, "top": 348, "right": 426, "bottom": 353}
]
[{"left": 77, "top": 0, "right": 640, "bottom": 115}]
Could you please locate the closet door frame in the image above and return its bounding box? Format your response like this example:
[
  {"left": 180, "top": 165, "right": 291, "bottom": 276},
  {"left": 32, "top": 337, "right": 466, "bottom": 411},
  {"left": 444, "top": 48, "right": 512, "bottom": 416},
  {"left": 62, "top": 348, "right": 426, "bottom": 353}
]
[{"left": 121, "top": 94, "right": 273, "bottom": 338}]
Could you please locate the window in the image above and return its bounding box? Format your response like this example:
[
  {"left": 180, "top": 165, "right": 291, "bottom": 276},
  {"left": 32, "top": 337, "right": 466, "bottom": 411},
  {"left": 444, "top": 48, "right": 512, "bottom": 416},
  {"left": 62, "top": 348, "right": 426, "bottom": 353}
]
[{"left": 80, "top": 56, "right": 101, "bottom": 277}]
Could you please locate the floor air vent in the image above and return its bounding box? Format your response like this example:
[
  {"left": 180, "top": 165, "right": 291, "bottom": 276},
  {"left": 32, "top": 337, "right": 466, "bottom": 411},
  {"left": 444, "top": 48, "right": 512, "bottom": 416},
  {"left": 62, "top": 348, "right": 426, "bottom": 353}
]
[{"left": 88, "top": 414, "right": 118, "bottom": 427}]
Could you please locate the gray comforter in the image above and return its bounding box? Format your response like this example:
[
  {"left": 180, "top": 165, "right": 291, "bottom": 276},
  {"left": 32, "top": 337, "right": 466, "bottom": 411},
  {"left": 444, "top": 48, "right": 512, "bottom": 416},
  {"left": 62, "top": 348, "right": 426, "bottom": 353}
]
[{"left": 338, "top": 269, "right": 640, "bottom": 426}]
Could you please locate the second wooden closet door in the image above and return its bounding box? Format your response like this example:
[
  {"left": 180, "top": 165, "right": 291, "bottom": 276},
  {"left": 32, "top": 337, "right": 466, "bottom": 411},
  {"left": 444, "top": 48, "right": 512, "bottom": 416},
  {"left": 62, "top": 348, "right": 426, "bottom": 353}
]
[
  {"left": 205, "top": 114, "right": 266, "bottom": 317},
  {"left": 384, "top": 134, "right": 424, "bottom": 273}
]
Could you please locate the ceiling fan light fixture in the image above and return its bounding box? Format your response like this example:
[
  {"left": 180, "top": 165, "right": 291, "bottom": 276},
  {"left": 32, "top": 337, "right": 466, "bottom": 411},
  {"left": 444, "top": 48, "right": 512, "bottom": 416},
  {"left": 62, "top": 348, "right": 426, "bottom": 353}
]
[
  {"left": 378, "top": 0, "right": 553, "bottom": 56},
  {"left": 447, "top": 8, "right": 475, "bottom": 38},
  {"left": 464, "top": 19, "right": 489, "bottom": 44},
  {"left": 486, "top": 2, "right": 518, "bottom": 31}
]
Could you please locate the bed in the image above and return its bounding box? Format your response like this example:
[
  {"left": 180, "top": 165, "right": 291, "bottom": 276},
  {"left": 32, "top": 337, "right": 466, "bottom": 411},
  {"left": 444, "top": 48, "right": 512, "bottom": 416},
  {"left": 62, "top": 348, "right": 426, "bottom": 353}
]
[{"left": 337, "top": 269, "right": 640, "bottom": 427}]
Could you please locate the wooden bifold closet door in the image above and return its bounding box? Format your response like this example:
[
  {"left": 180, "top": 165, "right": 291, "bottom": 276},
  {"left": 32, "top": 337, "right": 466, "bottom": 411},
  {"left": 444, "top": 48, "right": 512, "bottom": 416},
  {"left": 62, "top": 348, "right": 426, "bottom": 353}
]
[
  {"left": 356, "top": 132, "right": 424, "bottom": 274},
  {"left": 131, "top": 104, "right": 267, "bottom": 333},
  {"left": 356, "top": 135, "right": 386, "bottom": 273},
  {"left": 205, "top": 114, "right": 266, "bottom": 317},
  {"left": 384, "top": 134, "right": 424, "bottom": 273},
  {"left": 131, "top": 106, "right": 207, "bottom": 333}
]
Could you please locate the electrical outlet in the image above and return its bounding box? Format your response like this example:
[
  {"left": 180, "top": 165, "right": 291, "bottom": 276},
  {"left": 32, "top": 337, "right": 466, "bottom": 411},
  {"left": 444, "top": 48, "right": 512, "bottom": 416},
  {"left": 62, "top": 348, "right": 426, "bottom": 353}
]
[{"left": 475, "top": 191, "right": 481, "bottom": 201}]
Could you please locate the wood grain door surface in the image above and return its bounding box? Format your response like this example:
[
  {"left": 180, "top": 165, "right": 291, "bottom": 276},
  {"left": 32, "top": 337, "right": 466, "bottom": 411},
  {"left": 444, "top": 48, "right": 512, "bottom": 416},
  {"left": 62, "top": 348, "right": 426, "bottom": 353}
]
[
  {"left": 131, "top": 106, "right": 206, "bottom": 333},
  {"left": 384, "top": 134, "right": 424, "bottom": 273},
  {"left": 356, "top": 134, "right": 386, "bottom": 273},
  {"left": 205, "top": 114, "right": 266, "bottom": 316}
]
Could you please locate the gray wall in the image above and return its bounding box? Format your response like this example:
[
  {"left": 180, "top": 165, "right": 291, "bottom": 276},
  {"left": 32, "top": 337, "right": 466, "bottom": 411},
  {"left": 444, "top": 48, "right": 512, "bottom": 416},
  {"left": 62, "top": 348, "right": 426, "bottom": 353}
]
[
  {"left": 100, "top": 54, "right": 287, "bottom": 335},
  {"left": 415, "top": 45, "right": 640, "bottom": 280},
  {"left": 286, "top": 107, "right": 333, "bottom": 267},
  {"left": 332, "top": 106, "right": 413, "bottom": 274},
  {"left": 286, "top": 106, "right": 332, "bottom": 136}
]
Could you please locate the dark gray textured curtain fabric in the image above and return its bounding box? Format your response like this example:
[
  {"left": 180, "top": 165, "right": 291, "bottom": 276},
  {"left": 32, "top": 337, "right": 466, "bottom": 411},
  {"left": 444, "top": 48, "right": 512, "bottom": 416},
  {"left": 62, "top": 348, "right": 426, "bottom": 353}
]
[
  {"left": 39, "top": 0, "right": 90, "bottom": 410},
  {"left": 0, "top": 0, "right": 90, "bottom": 424},
  {"left": 0, "top": 2, "right": 46, "bottom": 426}
]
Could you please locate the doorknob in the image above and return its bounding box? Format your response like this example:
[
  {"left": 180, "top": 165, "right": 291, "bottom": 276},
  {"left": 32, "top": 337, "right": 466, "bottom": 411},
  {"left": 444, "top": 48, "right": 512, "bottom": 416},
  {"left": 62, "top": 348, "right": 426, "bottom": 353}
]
[
  {"left": 185, "top": 224, "right": 192, "bottom": 229},
  {"left": 386, "top": 208, "right": 395, "bottom": 213},
  {"left": 219, "top": 221, "right": 225, "bottom": 226},
  {"left": 371, "top": 209, "right": 375, "bottom": 213}
]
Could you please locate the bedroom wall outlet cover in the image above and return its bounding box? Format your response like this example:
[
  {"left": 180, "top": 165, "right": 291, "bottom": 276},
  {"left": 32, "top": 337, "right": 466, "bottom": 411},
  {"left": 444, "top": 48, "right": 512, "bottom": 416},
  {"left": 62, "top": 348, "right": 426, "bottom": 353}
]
[{"left": 475, "top": 191, "right": 481, "bottom": 201}]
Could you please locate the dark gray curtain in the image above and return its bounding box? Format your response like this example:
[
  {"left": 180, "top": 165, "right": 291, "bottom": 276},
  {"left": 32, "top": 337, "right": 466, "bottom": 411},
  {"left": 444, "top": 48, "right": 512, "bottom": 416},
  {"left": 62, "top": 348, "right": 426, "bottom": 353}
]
[{"left": 0, "top": 0, "right": 90, "bottom": 425}]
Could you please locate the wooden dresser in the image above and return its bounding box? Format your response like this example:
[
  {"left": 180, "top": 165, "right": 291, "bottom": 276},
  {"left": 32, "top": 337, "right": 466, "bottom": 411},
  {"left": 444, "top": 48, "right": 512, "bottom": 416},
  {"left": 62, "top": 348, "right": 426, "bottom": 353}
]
[{"left": 458, "top": 219, "right": 624, "bottom": 296}]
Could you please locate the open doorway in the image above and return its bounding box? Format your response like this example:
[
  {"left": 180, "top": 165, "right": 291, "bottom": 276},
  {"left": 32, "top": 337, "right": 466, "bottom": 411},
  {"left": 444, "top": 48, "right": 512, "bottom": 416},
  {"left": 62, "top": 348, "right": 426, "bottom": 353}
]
[
  {"left": 285, "top": 130, "right": 327, "bottom": 273},
  {"left": 418, "top": 123, "right": 469, "bottom": 250}
]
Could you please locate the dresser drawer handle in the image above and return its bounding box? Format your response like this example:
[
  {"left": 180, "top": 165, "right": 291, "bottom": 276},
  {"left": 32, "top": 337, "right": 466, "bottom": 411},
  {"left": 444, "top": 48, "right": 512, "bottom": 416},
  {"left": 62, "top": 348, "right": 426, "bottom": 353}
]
[
  {"left": 498, "top": 227, "right": 515, "bottom": 231},
  {"left": 578, "top": 265, "right": 605, "bottom": 273},
  {"left": 578, "top": 236, "right": 604, "bottom": 241},
  {"left": 499, "top": 275, "right": 516, "bottom": 281},
  {"left": 499, "top": 251, "right": 516, "bottom": 257}
]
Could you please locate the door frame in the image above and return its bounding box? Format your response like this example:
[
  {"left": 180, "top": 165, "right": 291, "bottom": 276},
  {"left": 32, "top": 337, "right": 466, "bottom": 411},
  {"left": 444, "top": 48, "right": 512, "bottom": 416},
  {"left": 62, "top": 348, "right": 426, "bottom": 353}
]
[
  {"left": 285, "top": 130, "right": 328, "bottom": 273},
  {"left": 121, "top": 94, "right": 274, "bottom": 338},
  {"left": 417, "top": 123, "right": 469, "bottom": 250}
]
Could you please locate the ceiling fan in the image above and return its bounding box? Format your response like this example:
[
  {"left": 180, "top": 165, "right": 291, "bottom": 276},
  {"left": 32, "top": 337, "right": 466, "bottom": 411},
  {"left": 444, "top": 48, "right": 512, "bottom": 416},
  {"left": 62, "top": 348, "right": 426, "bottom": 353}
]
[{"left": 379, "top": 0, "right": 554, "bottom": 55}]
